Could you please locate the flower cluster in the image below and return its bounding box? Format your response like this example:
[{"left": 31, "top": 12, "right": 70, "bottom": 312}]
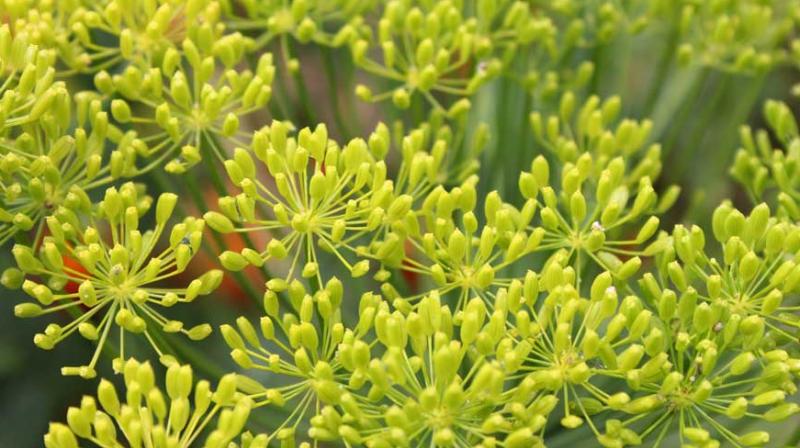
[
  {"left": 6, "top": 184, "right": 218, "bottom": 378},
  {"left": 732, "top": 100, "right": 800, "bottom": 220},
  {"left": 95, "top": 31, "right": 271, "bottom": 173},
  {"left": 220, "top": 276, "right": 366, "bottom": 445},
  {"left": 0, "top": 24, "right": 169, "bottom": 246},
  {"left": 0, "top": 2, "right": 88, "bottom": 71},
  {"left": 219, "top": 269, "right": 561, "bottom": 447},
  {"left": 348, "top": 0, "right": 654, "bottom": 108},
  {"left": 223, "top": 0, "right": 376, "bottom": 50},
  {"left": 651, "top": 0, "right": 800, "bottom": 73},
  {"left": 206, "top": 117, "right": 478, "bottom": 286},
  {"left": 385, "top": 176, "right": 532, "bottom": 307},
  {"left": 530, "top": 91, "right": 662, "bottom": 180},
  {"left": 627, "top": 201, "right": 800, "bottom": 446},
  {"left": 0, "top": 26, "right": 70, "bottom": 244},
  {"left": 66, "top": 0, "right": 221, "bottom": 71},
  {"left": 216, "top": 230, "right": 800, "bottom": 446},
  {"left": 524, "top": 92, "right": 678, "bottom": 277},
  {"left": 223, "top": 0, "right": 800, "bottom": 108},
  {"left": 202, "top": 123, "right": 800, "bottom": 446},
  {"left": 649, "top": 200, "right": 800, "bottom": 350},
  {"left": 0, "top": 25, "right": 59, "bottom": 135},
  {"left": 3, "top": 1, "right": 800, "bottom": 447},
  {"left": 207, "top": 121, "right": 389, "bottom": 280},
  {"left": 45, "top": 358, "right": 263, "bottom": 448}
]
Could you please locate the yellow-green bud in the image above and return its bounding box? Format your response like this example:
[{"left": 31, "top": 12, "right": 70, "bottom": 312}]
[
  {"left": 14, "top": 302, "right": 43, "bottom": 317},
  {"left": 205, "top": 212, "right": 235, "bottom": 233},
  {"left": 392, "top": 88, "right": 410, "bottom": 109},
  {"left": 739, "top": 431, "right": 769, "bottom": 447},
  {"left": 187, "top": 324, "right": 212, "bottom": 340},
  {"left": 110, "top": 99, "right": 131, "bottom": 123},
  {"left": 156, "top": 193, "right": 178, "bottom": 225},
  {"left": 726, "top": 397, "right": 748, "bottom": 419},
  {"left": 213, "top": 373, "right": 237, "bottom": 405}
]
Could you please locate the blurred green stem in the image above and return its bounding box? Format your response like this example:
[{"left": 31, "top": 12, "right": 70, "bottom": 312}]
[{"left": 321, "top": 47, "right": 355, "bottom": 139}]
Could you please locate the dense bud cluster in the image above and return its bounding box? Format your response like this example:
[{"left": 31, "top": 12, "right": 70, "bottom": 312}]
[
  {"left": 45, "top": 358, "right": 262, "bottom": 448},
  {"left": 732, "top": 100, "right": 800, "bottom": 220},
  {"left": 209, "top": 120, "right": 393, "bottom": 279},
  {"left": 95, "top": 30, "right": 269, "bottom": 173},
  {"left": 651, "top": 0, "right": 799, "bottom": 72},
  {"left": 0, "top": 27, "right": 78, "bottom": 244},
  {"left": 68, "top": 0, "right": 222, "bottom": 70},
  {"left": 0, "top": 25, "right": 59, "bottom": 133},
  {"left": 524, "top": 93, "right": 678, "bottom": 278},
  {"left": 5, "top": 185, "right": 218, "bottom": 378},
  {"left": 223, "top": 0, "right": 375, "bottom": 50},
  {"left": 2, "top": 0, "right": 800, "bottom": 447}
]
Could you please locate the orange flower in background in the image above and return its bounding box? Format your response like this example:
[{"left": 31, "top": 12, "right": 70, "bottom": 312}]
[
  {"left": 61, "top": 254, "right": 87, "bottom": 295},
  {"left": 180, "top": 185, "right": 269, "bottom": 308},
  {"left": 400, "top": 238, "right": 419, "bottom": 294}
]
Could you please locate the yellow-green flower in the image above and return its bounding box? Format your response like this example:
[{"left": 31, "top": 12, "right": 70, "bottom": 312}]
[
  {"left": 732, "top": 100, "right": 800, "bottom": 219},
  {"left": 0, "top": 24, "right": 60, "bottom": 135},
  {"left": 219, "top": 276, "right": 375, "bottom": 446},
  {"left": 45, "top": 358, "right": 264, "bottom": 448},
  {"left": 95, "top": 30, "right": 265, "bottom": 173},
  {"left": 610, "top": 288, "right": 800, "bottom": 447},
  {"left": 647, "top": 201, "right": 800, "bottom": 349},
  {"left": 349, "top": 293, "right": 554, "bottom": 448},
  {"left": 209, "top": 121, "right": 430, "bottom": 282},
  {"left": 0, "top": 1, "right": 91, "bottom": 71},
  {"left": 223, "top": 0, "right": 376, "bottom": 50},
  {"left": 652, "top": 0, "right": 799, "bottom": 72},
  {"left": 8, "top": 184, "right": 219, "bottom": 378},
  {"left": 383, "top": 176, "right": 536, "bottom": 308},
  {"left": 68, "top": 0, "right": 221, "bottom": 71}
]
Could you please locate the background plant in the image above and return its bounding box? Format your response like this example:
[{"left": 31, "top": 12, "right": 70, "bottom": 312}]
[{"left": 2, "top": 0, "right": 800, "bottom": 447}]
